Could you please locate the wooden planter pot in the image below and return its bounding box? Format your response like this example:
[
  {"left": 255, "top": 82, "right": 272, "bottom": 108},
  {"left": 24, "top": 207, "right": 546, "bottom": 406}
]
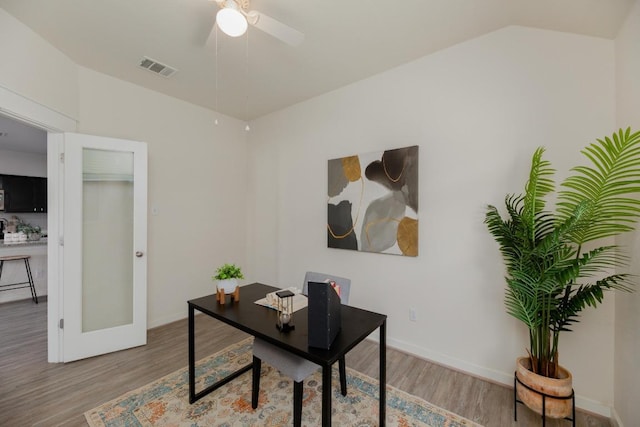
[
  {"left": 515, "top": 357, "right": 573, "bottom": 419},
  {"left": 216, "top": 279, "right": 239, "bottom": 304}
]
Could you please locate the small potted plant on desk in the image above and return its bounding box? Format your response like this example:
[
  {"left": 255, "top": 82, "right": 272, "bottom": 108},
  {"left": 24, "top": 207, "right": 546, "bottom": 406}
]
[
  {"left": 213, "top": 263, "right": 243, "bottom": 304},
  {"left": 485, "top": 128, "right": 640, "bottom": 420}
]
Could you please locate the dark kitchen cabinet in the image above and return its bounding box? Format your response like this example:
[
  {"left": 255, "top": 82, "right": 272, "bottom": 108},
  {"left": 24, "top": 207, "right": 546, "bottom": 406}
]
[
  {"left": 0, "top": 174, "right": 47, "bottom": 213},
  {"left": 33, "top": 177, "right": 47, "bottom": 212}
]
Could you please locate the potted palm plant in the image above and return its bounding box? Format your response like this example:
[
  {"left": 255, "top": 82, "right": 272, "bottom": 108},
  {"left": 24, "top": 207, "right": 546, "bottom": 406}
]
[{"left": 485, "top": 128, "right": 640, "bottom": 418}]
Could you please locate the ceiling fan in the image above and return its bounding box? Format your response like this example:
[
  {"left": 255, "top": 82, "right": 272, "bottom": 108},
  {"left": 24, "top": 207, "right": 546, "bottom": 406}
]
[{"left": 209, "top": 0, "right": 304, "bottom": 46}]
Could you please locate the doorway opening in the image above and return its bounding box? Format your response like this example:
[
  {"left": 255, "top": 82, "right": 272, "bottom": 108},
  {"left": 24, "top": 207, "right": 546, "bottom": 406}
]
[{"left": 0, "top": 113, "right": 49, "bottom": 360}]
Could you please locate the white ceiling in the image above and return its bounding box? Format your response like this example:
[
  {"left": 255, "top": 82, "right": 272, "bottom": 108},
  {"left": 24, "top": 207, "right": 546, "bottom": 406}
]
[{"left": 0, "top": 0, "right": 636, "bottom": 125}]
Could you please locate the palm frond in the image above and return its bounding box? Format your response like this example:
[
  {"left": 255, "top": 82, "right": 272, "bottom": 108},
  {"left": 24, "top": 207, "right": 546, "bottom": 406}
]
[
  {"left": 523, "top": 147, "right": 555, "bottom": 240},
  {"left": 552, "top": 274, "right": 634, "bottom": 332},
  {"left": 558, "top": 128, "right": 640, "bottom": 245},
  {"left": 505, "top": 278, "right": 541, "bottom": 329}
]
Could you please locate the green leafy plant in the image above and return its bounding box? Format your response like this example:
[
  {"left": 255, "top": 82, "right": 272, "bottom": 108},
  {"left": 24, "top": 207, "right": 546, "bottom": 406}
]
[
  {"left": 16, "top": 222, "right": 41, "bottom": 235},
  {"left": 485, "top": 128, "right": 640, "bottom": 379},
  {"left": 212, "top": 263, "right": 244, "bottom": 281}
]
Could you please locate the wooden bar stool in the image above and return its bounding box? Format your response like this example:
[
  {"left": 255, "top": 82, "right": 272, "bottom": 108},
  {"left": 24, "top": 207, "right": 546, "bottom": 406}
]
[{"left": 0, "top": 255, "right": 38, "bottom": 303}]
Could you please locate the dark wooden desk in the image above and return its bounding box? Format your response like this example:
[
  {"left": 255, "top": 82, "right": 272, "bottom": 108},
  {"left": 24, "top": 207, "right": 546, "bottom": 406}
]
[{"left": 188, "top": 283, "right": 387, "bottom": 427}]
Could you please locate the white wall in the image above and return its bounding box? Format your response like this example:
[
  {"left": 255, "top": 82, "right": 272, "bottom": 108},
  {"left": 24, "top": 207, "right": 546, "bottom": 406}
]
[
  {"left": 0, "top": 9, "right": 78, "bottom": 121},
  {"left": 248, "top": 26, "right": 616, "bottom": 414},
  {"left": 0, "top": 149, "right": 47, "bottom": 177},
  {"left": 76, "top": 67, "right": 249, "bottom": 327},
  {"left": 614, "top": 1, "right": 640, "bottom": 425}
]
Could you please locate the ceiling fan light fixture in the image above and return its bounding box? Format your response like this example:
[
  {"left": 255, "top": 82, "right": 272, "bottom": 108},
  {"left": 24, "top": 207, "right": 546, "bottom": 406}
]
[{"left": 217, "top": 4, "right": 248, "bottom": 37}]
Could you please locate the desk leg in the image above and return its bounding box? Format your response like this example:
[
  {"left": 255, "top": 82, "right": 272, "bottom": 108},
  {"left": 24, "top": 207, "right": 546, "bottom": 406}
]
[
  {"left": 187, "top": 304, "right": 253, "bottom": 404},
  {"left": 188, "top": 304, "right": 196, "bottom": 404},
  {"left": 380, "top": 319, "right": 386, "bottom": 426},
  {"left": 322, "top": 364, "right": 332, "bottom": 426}
]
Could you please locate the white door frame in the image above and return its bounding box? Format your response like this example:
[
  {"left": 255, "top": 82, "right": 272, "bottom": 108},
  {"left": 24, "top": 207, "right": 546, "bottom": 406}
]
[{"left": 0, "top": 85, "right": 77, "bottom": 362}]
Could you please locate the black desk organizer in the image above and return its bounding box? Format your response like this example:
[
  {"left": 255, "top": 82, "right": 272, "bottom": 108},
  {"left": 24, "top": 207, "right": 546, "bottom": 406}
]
[
  {"left": 307, "top": 281, "right": 342, "bottom": 349},
  {"left": 514, "top": 372, "right": 576, "bottom": 427}
]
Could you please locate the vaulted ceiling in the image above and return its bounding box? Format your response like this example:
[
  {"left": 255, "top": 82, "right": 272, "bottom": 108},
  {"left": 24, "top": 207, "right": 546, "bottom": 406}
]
[{"left": 0, "top": 0, "right": 636, "bottom": 121}]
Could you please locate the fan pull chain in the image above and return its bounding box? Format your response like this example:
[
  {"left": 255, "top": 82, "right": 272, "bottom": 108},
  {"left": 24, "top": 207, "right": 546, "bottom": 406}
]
[
  {"left": 215, "top": 23, "right": 219, "bottom": 126},
  {"left": 245, "top": 27, "right": 250, "bottom": 131}
]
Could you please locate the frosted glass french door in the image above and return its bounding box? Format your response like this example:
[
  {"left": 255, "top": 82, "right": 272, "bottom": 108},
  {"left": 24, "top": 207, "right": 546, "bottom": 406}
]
[{"left": 62, "top": 133, "right": 147, "bottom": 362}]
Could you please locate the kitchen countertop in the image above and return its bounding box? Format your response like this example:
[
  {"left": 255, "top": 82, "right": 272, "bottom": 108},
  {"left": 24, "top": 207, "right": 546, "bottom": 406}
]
[{"left": 0, "top": 238, "right": 48, "bottom": 248}]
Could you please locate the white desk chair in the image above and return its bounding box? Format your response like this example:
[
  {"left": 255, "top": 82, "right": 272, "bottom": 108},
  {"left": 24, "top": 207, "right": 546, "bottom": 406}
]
[{"left": 251, "top": 272, "right": 351, "bottom": 427}]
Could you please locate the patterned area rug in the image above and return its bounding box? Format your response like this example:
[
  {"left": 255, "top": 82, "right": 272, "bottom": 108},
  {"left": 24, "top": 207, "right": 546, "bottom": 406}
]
[{"left": 85, "top": 338, "right": 481, "bottom": 426}]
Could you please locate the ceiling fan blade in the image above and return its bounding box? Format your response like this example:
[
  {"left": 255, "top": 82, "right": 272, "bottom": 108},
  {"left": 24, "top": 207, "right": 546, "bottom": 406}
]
[{"left": 248, "top": 10, "right": 304, "bottom": 47}]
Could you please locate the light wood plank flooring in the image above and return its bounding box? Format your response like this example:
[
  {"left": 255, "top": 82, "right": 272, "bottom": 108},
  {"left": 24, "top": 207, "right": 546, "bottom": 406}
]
[{"left": 0, "top": 298, "right": 610, "bottom": 426}]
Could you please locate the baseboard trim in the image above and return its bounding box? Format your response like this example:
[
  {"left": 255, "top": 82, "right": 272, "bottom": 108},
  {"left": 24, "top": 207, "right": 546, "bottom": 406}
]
[
  {"left": 148, "top": 311, "right": 185, "bottom": 329},
  {"left": 375, "top": 335, "right": 612, "bottom": 419},
  {"left": 611, "top": 407, "right": 623, "bottom": 427}
]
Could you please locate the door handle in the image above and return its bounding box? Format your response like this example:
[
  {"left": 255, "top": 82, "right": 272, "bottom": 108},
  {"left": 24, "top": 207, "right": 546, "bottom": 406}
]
[{"left": 135, "top": 251, "right": 144, "bottom": 257}]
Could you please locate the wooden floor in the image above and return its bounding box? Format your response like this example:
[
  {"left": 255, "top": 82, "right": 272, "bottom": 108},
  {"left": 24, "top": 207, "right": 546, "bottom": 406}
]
[{"left": 0, "top": 298, "right": 611, "bottom": 427}]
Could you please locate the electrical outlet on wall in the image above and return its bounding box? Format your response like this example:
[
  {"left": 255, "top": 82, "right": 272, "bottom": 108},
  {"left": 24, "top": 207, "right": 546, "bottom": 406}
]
[{"left": 409, "top": 308, "right": 417, "bottom": 322}]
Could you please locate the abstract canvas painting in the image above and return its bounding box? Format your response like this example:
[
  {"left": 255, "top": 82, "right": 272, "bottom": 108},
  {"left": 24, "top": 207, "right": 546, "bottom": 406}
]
[{"left": 327, "top": 145, "right": 418, "bottom": 256}]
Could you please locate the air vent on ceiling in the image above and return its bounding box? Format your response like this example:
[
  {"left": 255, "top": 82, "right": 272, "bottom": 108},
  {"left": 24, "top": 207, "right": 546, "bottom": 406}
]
[{"left": 138, "top": 56, "right": 178, "bottom": 78}]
